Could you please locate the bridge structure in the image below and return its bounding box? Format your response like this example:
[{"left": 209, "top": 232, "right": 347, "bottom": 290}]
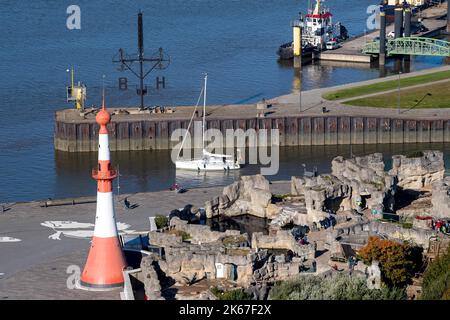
[{"left": 362, "top": 37, "right": 450, "bottom": 57}]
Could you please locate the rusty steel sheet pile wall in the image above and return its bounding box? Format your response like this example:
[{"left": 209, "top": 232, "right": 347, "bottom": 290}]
[{"left": 54, "top": 116, "right": 450, "bottom": 152}]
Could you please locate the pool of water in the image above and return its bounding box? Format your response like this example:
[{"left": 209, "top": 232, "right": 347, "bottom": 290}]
[{"left": 207, "top": 214, "right": 270, "bottom": 236}]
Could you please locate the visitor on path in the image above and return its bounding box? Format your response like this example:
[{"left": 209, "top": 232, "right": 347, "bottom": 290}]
[
  {"left": 348, "top": 256, "right": 355, "bottom": 270},
  {"left": 124, "top": 197, "right": 131, "bottom": 210},
  {"left": 303, "top": 235, "right": 309, "bottom": 244},
  {"left": 436, "top": 221, "right": 442, "bottom": 233}
]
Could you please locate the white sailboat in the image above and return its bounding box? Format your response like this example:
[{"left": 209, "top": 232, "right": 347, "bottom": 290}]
[{"left": 175, "top": 74, "right": 241, "bottom": 171}]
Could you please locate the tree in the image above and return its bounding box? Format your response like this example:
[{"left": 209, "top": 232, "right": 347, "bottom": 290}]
[
  {"left": 358, "top": 236, "right": 423, "bottom": 288},
  {"left": 421, "top": 247, "right": 450, "bottom": 300}
]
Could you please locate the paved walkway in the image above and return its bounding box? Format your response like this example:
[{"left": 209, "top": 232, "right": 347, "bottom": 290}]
[
  {"left": 58, "top": 65, "right": 450, "bottom": 126},
  {"left": 270, "top": 65, "right": 450, "bottom": 120},
  {"left": 0, "top": 250, "right": 119, "bottom": 300}
]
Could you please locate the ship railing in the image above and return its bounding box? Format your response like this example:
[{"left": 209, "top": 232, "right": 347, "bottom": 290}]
[{"left": 291, "top": 20, "right": 304, "bottom": 28}]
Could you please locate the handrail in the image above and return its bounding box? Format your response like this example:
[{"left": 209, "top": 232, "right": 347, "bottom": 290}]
[{"left": 362, "top": 37, "right": 450, "bottom": 57}]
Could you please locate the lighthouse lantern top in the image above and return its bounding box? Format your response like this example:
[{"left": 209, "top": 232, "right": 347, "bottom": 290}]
[{"left": 96, "top": 96, "right": 111, "bottom": 128}]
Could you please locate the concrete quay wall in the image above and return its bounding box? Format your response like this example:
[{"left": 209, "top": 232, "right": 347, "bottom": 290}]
[
  {"left": 317, "top": 52, "right": 373, "bottom": 63},
  {"left": 54, "top": 115, "right": 450, "bottom": 152}
]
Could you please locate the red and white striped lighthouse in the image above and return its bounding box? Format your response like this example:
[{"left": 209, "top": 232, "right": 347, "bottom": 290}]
[{"left": 80, "top": 95, "right": 127, "bottom": 290}]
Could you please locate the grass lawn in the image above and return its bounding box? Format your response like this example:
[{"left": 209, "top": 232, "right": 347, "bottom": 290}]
[
  {"left": 322, "top": 70, "right": 450, "bottom": 101},
  {"left": 343, "top": 80, "right": 450, "bottom": 109}
]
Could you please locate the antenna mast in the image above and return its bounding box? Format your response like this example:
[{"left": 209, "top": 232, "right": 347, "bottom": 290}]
[{"left": 202, "top": 74, "right": 208, "bottom": 150}]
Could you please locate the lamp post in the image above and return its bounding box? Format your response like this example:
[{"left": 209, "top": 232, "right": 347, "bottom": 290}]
[
  {"left": 299, "top": 67, "right": 302, "bottom": 113},
  {"left": 397, "top": 71, "right": 402, "bottom": 114}
]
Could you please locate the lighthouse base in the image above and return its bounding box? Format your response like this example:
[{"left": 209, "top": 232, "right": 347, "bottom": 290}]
[
  {"left": 79, "top": 236, "right": 127, "bottom": 291},
  {"left": 77, "top": 279, "right": 124, "bottom": 292}
]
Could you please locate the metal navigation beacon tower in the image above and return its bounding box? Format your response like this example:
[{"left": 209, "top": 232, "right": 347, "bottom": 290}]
[{"left": 113, "top": 11, "right": 170, "bottom": 110}]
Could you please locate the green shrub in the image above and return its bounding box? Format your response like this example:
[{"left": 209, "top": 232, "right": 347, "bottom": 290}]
[
  {"left": 226, "top": 248, "right": 251, "bottom": 256},
  {"left": 421, "top": 247, "right": 450, "bottom": 300},
  {"left": 155, "top": 215, "right": 169, "bottom": 229},
  {"left": 167, "top": 229, "right": 191, "bottom": 241},
  {"left": 222, "top": 235, "right": 247, "bottom": 245},
  {"left": 269, "top": 273, "right": 406, "bottom": 300},
  {"left": 210, "top": 286, "right": 222, "bottom": 297}
]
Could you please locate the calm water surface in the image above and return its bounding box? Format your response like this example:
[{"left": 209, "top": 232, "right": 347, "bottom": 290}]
[{"left": 0, "top": 1, "right": 447, "bottom": 202}]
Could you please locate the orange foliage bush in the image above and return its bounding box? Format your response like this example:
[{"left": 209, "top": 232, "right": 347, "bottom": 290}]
[{"left": 358, "top": 236, "right": 422, "bottom": 288}]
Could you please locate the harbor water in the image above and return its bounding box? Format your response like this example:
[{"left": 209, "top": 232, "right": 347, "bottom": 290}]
[{"left": 0, "top": 0, "right": 448, "bottom": 203}]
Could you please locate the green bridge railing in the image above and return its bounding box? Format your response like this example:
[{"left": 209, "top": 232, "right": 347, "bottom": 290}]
[{"left": 362, "top": 37, "right": 450, "bottom": 57}]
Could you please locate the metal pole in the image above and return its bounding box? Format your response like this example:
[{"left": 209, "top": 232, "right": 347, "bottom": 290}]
[
  {"left": 379, "top": 11, "right": 386, "bottom": 66},
  {"left": 404, "top": 8, "right": 411, "bottom": 37},
  {"left": 138, "top": 12, "right": 145, "bottom": 110},
  {"left": 71, "top": 66, "right": 74, "bottom": 90},
  {"left": 447, "top": 0, "right": 450, "bottom": 33},
  {"left": 203, "top": 74, "right": 207, "bottom": 150},
  {"left": 397, "top": 71, "right": 401, "bottom": 114},
  {"left": 394, "top": 7, "right": 403, "bottom": 39},
  {"left": 117, "top": 164, "right": 120, "bottom": 200},
  {"left": 299, "top": 68, "right": 302, "bottom": 113}
]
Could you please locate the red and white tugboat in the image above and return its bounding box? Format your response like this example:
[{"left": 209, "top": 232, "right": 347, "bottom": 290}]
[{"left": 277, "top": 0, "right": 348, "bottom": 60}]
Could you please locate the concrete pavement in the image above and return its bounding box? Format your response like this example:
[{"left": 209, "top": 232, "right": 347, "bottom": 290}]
[{"left": 0, "top": 181, "right": 290, "bottom": 299}]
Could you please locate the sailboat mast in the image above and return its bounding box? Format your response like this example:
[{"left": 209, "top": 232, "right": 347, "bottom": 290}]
[{"left": 202, "top": 73, "right": 207, "bottom": 150}]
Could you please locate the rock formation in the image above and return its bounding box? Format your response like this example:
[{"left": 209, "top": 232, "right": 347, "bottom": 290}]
[
  {"left": 390, "top": 150, "right": 444, "bottom": 191},
  {"left": 290, "top": 153, "right": 396, "bottom": 218},
  {"left": 251, "top": 230, "right": 315, "bottom": 260},
  {"left": 205, "top": 175, "right": 273, "bottom": 219},
  {"left": 141, "top": 254, "right": 163, "bottom": 300},
  {"left": 331, "top": 153, "right": 396, "bottom": 212},
  {"left": 367, "top": 261, "right": 381, "bottom": 290},
  {"left": 431, "top": 176, "right": 450, "bottom": 219},
  {"left": 291, "top": 174, "right": 352, "bottom": 222}
]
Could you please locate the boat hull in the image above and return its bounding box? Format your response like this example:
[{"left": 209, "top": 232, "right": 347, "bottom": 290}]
[{"left": 175, "top": 159, "right": 240, "bottom": 171}]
